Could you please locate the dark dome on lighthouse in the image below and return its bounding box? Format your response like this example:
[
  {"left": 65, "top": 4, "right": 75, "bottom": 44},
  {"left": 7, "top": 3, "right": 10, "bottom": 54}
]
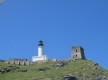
[{"left": 38, "top": 40, "right": 44, "bottom": 46}]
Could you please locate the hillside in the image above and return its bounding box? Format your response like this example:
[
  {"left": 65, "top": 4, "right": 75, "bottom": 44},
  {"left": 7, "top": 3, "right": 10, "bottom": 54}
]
[{"left": 0, "top": 59, "right": 108, "bottom": 80}]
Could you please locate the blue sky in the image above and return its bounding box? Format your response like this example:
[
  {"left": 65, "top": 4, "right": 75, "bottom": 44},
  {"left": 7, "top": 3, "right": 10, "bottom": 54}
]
[{"left": 0, "top": 0, "right": 108, "bottom": 69}]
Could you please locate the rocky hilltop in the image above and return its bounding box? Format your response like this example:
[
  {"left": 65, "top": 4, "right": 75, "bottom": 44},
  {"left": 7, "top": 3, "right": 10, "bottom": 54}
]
[{"left": 0, "top": 59, "right": 108, "bottom": 80}]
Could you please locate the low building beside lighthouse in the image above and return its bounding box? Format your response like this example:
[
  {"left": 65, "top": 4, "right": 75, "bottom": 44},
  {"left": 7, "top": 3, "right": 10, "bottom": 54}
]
[{"left": 32, "top": 40, "right": 48, "bottom": 62}]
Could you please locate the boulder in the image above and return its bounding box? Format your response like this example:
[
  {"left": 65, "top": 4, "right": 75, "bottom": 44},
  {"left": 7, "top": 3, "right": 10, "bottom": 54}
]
[
  {"left": 18, "top": 70, "right": 27, "bottom": 72},
  {"left": 38, "top": 67, "right": 50, "bottom": 72},
  {"left": 63, "top": 75, "right": 78, "bottom": 80}
]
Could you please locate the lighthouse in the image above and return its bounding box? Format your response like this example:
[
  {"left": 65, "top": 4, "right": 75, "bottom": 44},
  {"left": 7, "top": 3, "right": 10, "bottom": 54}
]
[
  {"left": 38, "top": 40, "right": 43, "bottom": 57},
  {"left": 32, "top": 40, "right": 48, "bottom": 62}
]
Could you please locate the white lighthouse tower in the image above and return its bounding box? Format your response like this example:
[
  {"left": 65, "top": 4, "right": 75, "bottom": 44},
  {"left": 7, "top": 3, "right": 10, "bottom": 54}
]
[
  {"left": 32, "top": 40, "right": 48, "bottom": 62},
  {"left": 38, "top": 40, "right": 43, "bottom": 57}
]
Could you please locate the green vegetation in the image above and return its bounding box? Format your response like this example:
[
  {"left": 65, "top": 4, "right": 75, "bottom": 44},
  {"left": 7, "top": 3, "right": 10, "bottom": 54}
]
[{"left": 0, "top": 59, "right": 108, "bottom": 80}]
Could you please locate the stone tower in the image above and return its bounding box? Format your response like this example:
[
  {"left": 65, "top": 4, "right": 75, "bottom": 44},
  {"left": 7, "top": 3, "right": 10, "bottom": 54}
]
[{"left": 72, "top": 46, "right": 86, "bottom": 59}]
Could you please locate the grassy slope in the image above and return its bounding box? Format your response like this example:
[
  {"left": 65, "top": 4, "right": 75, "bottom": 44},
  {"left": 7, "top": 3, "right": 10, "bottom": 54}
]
[{"left": 0, "top": 59, "right": 108, "bottom": 80}]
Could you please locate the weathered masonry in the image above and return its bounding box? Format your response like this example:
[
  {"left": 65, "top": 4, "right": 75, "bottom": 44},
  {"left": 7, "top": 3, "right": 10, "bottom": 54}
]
[
  {"left": 72, "top": 46, "right": 86, "bottom": 59},
  {"left": 6, "top": 58, "right": 31, "bottom": 65},
  {"left": 0, "top": 60, "right": 4, "bottom": 62}
]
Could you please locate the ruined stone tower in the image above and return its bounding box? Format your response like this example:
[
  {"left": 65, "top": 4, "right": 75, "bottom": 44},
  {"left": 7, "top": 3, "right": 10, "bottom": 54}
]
[{"left": 72, "top": 46, "right": 86, "bottom": 59}]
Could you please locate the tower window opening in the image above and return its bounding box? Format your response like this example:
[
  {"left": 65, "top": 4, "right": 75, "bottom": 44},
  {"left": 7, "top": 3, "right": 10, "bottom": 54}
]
[
  {"left": 76, "top": 49, "right": 78, "bottom": 52},
  {"left": 76, "top": 54, "right": 77, "bottom": 57}
]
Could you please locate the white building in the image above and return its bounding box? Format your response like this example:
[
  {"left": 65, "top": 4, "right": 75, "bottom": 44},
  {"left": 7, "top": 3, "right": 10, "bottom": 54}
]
[{"left": 32, "top": 40, "right": 48, "bottom": 62}]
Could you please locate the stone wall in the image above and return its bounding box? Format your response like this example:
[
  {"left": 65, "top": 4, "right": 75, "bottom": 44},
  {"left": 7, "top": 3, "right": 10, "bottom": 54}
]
[
  {"left": 6, "top": 58, "right": 31, "bottom": 65},
  {"left": 0, "top": 60, "right": 4, "bottom": 62}
]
